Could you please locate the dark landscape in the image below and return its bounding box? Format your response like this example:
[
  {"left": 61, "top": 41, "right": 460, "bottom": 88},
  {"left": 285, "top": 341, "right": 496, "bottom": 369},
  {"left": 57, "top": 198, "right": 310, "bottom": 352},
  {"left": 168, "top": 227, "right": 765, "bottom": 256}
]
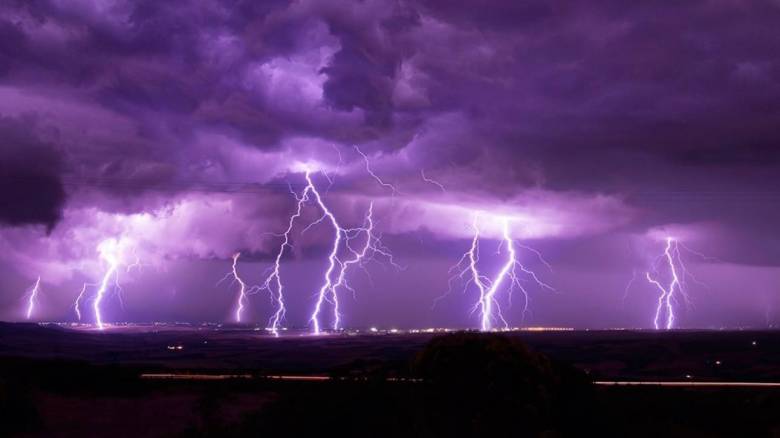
[{"left": 2, "top": 323, "right": 779, "bottom": 437}]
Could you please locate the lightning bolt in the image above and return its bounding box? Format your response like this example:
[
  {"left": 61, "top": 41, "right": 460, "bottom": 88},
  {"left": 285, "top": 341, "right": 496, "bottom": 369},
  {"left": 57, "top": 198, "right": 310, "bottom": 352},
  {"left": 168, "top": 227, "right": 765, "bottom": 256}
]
[
  {"left": 254, "top": 177, "right": 321, "bottom": 335},
  {"left": 316, "top": 201, "right": 401, "bottom": 332},
  {"left": 306, "top": 170, "right": 343, "bottom": 334},
  {"left": 217, "top": 253, "right": 260, "bottom": 323},
  {"left": 420, "top": 169, "right": 446, "bottom": 193},
  {"left": 254, "top": 183, "right": 309, "bottom": 335},
  {"left": 449, "top": 214, "right": 554, "bottom": 331},
  {"left": 259, "top": 168, "right": 397, "bottom": 335},
  {"left": 354, "top": 145, "right": 402, "bottom": 196},
  {"left": 74, "top": 283, "right": 89, "bottom": 321},
  {"left": 73, "top": 238, "right": 133, "bottom": 330},
  {"left": 92, "top": 241, "right": 121, "bottom": 330},
  {"left": 24, "top": 277, "right": 41, "bottom": 320},
  {"left": 645, "top": 237, "right": 695, "bottom": 330}
]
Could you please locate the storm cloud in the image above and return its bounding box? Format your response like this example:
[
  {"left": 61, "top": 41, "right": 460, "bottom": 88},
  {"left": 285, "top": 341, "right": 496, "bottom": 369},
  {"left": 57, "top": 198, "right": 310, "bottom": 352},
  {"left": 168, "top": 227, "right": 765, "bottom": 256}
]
[{"left": 1, "top": 0, "right": 780, "bottom": 328}]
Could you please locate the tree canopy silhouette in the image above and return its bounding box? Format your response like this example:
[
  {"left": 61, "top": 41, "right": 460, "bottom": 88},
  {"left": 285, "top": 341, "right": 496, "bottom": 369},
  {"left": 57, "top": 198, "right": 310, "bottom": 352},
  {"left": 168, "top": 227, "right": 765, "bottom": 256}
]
[{"left": 413, "top": 332, "right": 593, "bottom": 436}]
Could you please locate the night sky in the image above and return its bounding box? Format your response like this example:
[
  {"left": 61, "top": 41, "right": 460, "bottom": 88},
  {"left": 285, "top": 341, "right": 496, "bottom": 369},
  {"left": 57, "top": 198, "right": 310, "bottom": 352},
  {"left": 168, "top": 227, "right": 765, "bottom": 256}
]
[{"left": 2, "top": 1, "right": 780, "bottom": 329}]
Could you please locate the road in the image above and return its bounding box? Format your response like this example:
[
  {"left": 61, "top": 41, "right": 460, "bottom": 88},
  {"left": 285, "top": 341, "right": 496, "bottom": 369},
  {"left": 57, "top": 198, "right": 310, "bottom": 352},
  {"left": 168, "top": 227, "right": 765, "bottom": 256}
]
[{"left": 140, "top": 373, "right": 780, "bottom": 387}]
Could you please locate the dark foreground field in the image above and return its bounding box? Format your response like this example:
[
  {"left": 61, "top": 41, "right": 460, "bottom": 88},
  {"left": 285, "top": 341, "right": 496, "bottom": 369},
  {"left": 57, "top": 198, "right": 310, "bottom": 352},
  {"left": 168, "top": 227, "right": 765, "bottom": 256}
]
[{"left": 1, "top": 323, "right": 780, "bottom": 437}]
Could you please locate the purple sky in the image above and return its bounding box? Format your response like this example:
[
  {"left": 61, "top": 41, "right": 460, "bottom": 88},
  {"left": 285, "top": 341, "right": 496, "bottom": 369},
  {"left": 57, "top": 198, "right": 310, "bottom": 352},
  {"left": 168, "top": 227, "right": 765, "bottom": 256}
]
[{"left": 2, "top": 0, "right": 780, "bottom": 329}]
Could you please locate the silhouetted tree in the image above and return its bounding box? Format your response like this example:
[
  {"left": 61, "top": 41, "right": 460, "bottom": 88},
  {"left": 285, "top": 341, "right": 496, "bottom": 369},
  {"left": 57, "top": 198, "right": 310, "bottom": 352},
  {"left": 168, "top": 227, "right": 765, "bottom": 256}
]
[{"left": 413, "top": 332, "right": 593, "bottom": 437}]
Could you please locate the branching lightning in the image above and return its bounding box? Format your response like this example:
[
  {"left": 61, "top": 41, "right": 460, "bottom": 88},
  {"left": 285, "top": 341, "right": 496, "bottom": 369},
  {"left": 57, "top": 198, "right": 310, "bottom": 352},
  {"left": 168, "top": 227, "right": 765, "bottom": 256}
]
[
  {"left": 254, "top": 183, "right": 311, "bottom": 335},
  {"left": 304, "top": 171, "right": 399, "bottom": 334},
  {"left": 256, "top": 166, "right": 398, "bottom": 335},
  {"left": 644, "top": 236, "right": 702, "bottom": 330},
  {"left": 73, "top": 238, "right": 134, "bottom": 330},
  {"left": 217, "top": 253, "right": 260, "bottom": 323},
  {"left": 24, "top": 277, "right": 41, "bottom": 320},
  {"left": 448, "top": 214, "right": 554, "bottom": 331}
]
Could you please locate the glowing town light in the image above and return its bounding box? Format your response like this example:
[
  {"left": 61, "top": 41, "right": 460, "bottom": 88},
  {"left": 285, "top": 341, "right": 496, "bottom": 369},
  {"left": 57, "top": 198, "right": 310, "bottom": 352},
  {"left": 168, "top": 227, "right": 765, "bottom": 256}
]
[{"left": 24, "top": 277, "right": 41, "bottom": 320}]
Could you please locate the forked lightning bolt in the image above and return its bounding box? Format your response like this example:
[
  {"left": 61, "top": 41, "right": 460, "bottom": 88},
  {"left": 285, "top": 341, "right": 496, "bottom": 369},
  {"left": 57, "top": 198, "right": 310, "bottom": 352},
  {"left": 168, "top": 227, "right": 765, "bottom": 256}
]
[
  {"left": 449, "top": 214, "right": 554, "bottom": 331},
  {"left": 306, "top": 170, "right": 344, "bottom": 334},
  {"left": 259, "top": 168, "right": 398, "bottom": 335},
  {"left": 254, "top": 184, "right": 309, "bottom": 335},
  {"left": 24, "top": 277, "right": 41, "bottom": 320},
  {"left": 73, "top": 238, "right": 134, "bottom": 330},
  {"left": 304, "top": 171, "right": 398, "bottom": 334},
  {"left": 645, "top": 237, "right": 699, "bottom": 330}
]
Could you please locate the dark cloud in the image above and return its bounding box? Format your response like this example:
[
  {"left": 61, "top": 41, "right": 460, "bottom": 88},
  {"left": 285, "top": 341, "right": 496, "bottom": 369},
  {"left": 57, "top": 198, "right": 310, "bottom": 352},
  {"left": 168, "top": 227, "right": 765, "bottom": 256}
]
[
  {"left": 1, "top": 0, "right": 778, "bottom": 234},
  {"left": 1, "top": 1, "right": 780, "bottom": 326},
  {"left": 0, "top": 116, "right": 65, "bottom": 231},
  {"left": 321, "top": 42, "right": 396, "bottom": 127}
]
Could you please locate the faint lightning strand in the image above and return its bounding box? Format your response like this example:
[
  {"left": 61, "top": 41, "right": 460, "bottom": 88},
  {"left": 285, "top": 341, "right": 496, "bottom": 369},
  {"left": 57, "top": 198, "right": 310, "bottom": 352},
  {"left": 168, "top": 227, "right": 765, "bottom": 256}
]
[
  {"left": 354, "top": 145, "right": 402, "bottom": 196},
  {"left": 436, "top": 217, "right": 488, "bottom": 309},
  {"left": 420, "top": 169, "right": 446, "bottom": 193},
  {"left": 331, "top": 202, "right": 401, "bottom": 305},
  {"left": 623, "top": 269, "right": 637, "bottom": 303}
]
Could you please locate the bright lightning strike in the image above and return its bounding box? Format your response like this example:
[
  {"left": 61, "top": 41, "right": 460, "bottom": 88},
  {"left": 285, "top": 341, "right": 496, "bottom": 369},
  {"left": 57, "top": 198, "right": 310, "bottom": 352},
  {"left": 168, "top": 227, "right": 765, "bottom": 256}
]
[
  {"left": 92, "top": 240, "right": 122, "bottom": 330},
  {"left": 645, "top": 236, "right": 699, "bottom": 330},
  {"left": 449, "top": 214, "right": 554, "bottom": 331},
  {"left": 305, "top": 171, "right": 399, "bottom": 334},
  {"left": 260, "top": 168, "right": 397, "bottom": 335},
  {"left": 217, "top": 253, "right": 260, "bottom": 323},
  {"left": 306, "top": 169, "right": 344, "bottom": 334},
  {"left": 24, "top": 277, "right": 41, "bottom": 320},
  {"left": 254, "top": 183, "right": 309, "bottom": 335},
  {"left": 73, "top": 238, "right": 135, "bottom": 330}
]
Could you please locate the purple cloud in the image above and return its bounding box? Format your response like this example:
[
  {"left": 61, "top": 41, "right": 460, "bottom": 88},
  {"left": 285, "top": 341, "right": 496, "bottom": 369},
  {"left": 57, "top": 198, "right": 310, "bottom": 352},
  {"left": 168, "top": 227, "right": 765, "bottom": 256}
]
[{"left": 2, "top": 0, "right": 780, "bottom": 327}]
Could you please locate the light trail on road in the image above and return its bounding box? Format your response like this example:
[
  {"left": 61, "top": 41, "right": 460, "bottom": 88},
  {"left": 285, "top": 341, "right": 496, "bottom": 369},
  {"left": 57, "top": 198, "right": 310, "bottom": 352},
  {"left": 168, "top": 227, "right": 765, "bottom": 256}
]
[{"left": 139, "top": 373, "right": 780, "bottom": 388}]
